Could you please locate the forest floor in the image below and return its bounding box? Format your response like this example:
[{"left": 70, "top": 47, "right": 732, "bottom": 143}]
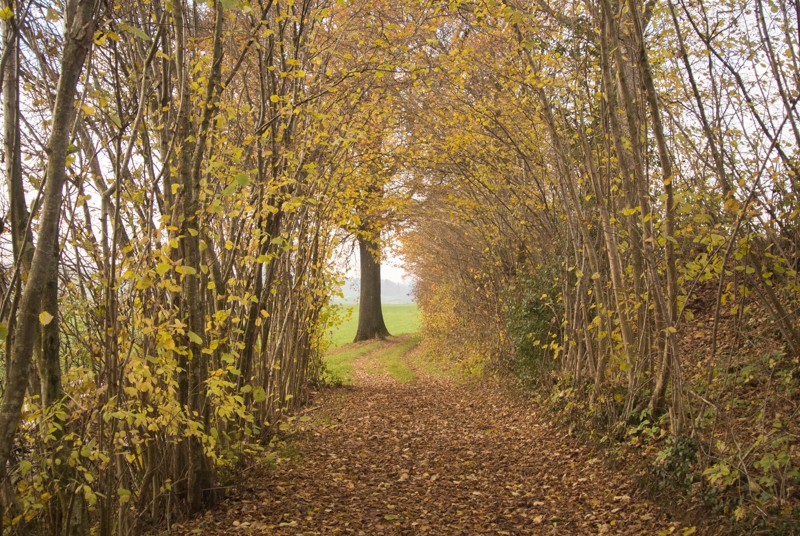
[{"left": 166, "top": 335, "right": 695, "bottom": 535}]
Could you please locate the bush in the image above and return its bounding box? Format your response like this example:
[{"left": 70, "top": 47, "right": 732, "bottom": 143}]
[{"left": 504, "top": 262, "right": 563, "bottom": 388}]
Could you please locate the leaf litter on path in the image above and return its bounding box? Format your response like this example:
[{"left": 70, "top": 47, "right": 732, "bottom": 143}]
[{"left": 166, "top": 337, "right": 689, "bottom": 535}]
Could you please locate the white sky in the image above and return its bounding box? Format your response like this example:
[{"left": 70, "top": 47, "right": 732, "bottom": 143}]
[
  {"left": 338, "top": 240, "right": 412, "bottom": 284},
  {"left": 379, "top": 256, "right": 411, "bottom": 283}
]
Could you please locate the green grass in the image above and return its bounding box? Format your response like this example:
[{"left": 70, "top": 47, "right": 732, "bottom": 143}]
[
  {"left": 364, "top": 335, "right": 420, "bottom": 383},
  {"left": 323, "top": 340, "right": 384, "bottom": 385},
  {"left": 321, "top": 302, "right": 423, "bottom": 385},
  {"left": 325, "top": 303, "right": 420, "bottom": 348}
]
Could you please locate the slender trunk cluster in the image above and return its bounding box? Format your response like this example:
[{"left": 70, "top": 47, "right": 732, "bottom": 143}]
[
  {"left": 0, "top": 0, "right": 400, "bottom": 533},
  {"left": 404, "top": 0, "right": 800, "bottom": 472}
]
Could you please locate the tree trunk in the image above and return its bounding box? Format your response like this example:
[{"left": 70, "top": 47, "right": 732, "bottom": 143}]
[
  {"left": 173, "top": 0, "right": 224, "bottom": 512},
  {"left": 354, "top": 236, "right": 390, "bottom": 342},
  {"left": 624, "top": 0, "right": 682, "bottom": 425},
  {"left": 2, "top": 0, "right": 34, "bottom": 359},
  {"left": 0, "top": 0, "right": 97, "bottom": 494}
]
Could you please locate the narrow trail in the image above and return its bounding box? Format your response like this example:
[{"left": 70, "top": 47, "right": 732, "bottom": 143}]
[{"left": 169, "top": 337, "right": 686, "bottom": 535}]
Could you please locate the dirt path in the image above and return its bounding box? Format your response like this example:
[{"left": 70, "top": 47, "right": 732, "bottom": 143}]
[{"left": 168, "top": 337, "right": 686, "bottom": 535}]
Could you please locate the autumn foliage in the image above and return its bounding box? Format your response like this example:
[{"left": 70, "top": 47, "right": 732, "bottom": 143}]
[
  {"left": 0, "top": 0, "right": 405, "bottom": 532},
  {"left": 401, "top": 0, "right": 799, "bottom": 529},
  {"left": 0, "top": 0, "right": 798, "bottom": 533}
]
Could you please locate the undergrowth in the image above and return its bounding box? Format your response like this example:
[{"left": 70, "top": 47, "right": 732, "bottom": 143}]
[
  {"left": 472, "top": 263, "right": 800, "bottom": 534},
  {"left": 532, "top": 317, "right": 800, "bottom": 534}
]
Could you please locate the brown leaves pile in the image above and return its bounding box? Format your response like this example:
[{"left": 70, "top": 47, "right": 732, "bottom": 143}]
[{"left": 167, "top": 342, "right": 691, "bottom": 535}]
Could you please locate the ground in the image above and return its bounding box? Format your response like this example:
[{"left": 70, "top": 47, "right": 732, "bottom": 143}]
[{"left": 166, "top": 336, "right": 694, "bottom": 535}]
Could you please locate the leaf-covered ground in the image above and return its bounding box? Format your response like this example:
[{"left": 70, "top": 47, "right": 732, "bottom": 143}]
[{"left": 167, "top": 337, "right": 691, "bottom": 535}]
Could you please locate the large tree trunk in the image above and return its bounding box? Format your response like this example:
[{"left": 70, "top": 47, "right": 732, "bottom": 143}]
[{"left": 354, "top": 236, "right": 390, "bottom": 342}]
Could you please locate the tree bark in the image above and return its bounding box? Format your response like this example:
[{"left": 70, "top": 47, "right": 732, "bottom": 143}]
[
  {"left": 354, "top": 236, "right": 390, "bottom": 342},
  {"left": 0, "top": 0, "right": 98, "bottom": 491},
  {"left": 173, "top": 0, "right": 224, "bottom": 512},
  {"left": 624, "top": 0, "right": 682, "bottom": 424},
  {"left": 2, "top": 0, "right": 34, "bottom": 363}
]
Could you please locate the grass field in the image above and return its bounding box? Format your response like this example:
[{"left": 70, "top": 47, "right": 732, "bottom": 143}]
[
  {"left": 321, "top": 303, "right": 422, "bottom": 385},
  {"left": 362, "top": 335, "right": 420, "bottom": 383},
  {"left": 323, "top": 340, "right": 385, "bottom": 385},
  {"left": 325, "top": 303, "right": 420, "bottom": 348},
  {"left": 322, "top": 334, "right": 423, "bottom": 385},
  {"left": 322, "top": 332, "right": 463, "bottom": 386}
]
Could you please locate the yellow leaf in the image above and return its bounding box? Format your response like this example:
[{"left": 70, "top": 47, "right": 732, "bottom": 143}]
[
  {"left": 135, "top": 277, "right": 153, "bottom": 290},
  {"left": 156, "top": 262, "right": 171, "bottom": 277},
  {"left": 82, "top": 485, "right": 97, "bottom": 506},
  {"left": 175, "top": 265, "right": 197, "bottom": 276},
  {"left": 39, "top": 311, "right": 54, "bottom": 326},
  {"left": 724, "top": 197, "right": 740, "bottom": 213},
  {"left": 118, "top": 488, "right": 132, "bottom": 504},
  {"left": 0, "top": 7, "right": 13, "bottom": 21}
]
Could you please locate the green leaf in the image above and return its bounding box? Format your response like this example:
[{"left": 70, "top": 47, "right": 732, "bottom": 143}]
[
  {"left": 252, "top": 386, "right": 266, "bottom": 403},
  {"left": 19, "top": 460, "right": 32, "bottom": 476},
  {"left": 235, "top": 173, "right": 249, "bottom": 186},
  {"left": 220, "top": 0, "right": 242, "bottom": 9},
  {"left": 0, "top": 322, "right": 8, "bottom": 340},
  {"left": 120, "top": 23, "right": 151, "bottom": 42},
  {"left": 187, "top": 331, "right": 203, "bottom": 345}
]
